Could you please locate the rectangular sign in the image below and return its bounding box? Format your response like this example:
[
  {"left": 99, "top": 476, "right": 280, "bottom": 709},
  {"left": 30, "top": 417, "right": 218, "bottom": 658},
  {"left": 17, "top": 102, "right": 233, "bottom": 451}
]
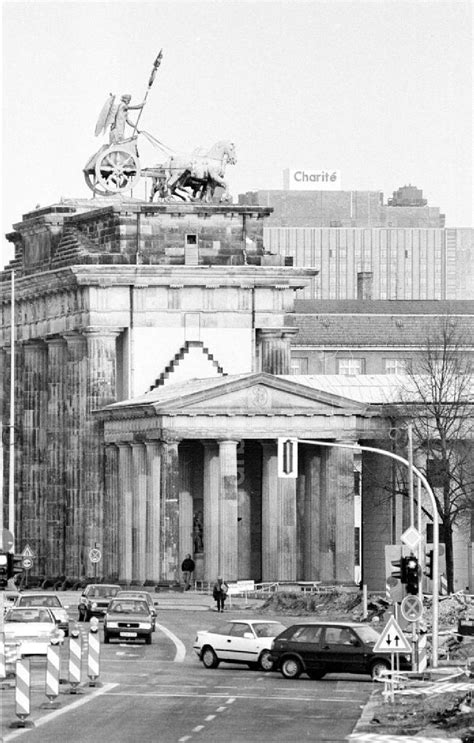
[
  {"left": 284, "top": 168, "right": 341, "bottom": 191},
  {"left": 237, "top": 580, "right": 255, "bottom": 592}
]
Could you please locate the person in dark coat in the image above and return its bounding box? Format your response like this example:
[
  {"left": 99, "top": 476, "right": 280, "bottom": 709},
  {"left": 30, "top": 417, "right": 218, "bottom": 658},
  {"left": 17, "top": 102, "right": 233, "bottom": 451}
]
[
  {"left": 181, "top": 554, "right": 195, "bottom": 591},
  {"left": 212, "top": 576, "right": 228, "bottom": 612}
]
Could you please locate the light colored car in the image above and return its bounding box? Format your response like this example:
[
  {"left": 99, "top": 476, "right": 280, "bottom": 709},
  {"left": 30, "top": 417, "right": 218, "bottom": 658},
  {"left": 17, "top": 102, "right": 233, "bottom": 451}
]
[
  {"left": 115, "top": 590, "right": 157, "bottom": 630},
  {"left": 4, "top": 606, "right": 63, "bottom": 656},
  {"left": 103, "top": 598, "right": 154, "bottom": 644},
  {"left": 193, "top": 619, "right": 287, "bottom": 671},
  {"left": 14, "top": 592, "right": 70, "bottom": 636}
]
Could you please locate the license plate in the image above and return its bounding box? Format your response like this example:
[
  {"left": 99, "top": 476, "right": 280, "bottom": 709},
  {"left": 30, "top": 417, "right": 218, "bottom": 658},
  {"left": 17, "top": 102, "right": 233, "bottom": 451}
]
[{"left": 120, "top": 631, "right": 137, "bottom": 638}]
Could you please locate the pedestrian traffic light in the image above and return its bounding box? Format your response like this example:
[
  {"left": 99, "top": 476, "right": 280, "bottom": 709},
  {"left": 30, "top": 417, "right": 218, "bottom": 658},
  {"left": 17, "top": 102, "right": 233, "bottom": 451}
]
[
  {"left": 277, "top": 437, "right": 298, "bottom": 478},
  {"left": 7, "top": 553, "right": 24, "bottom": 579},
  {"left": 425, "top": 549, "right": 434, "bottom": 580},
  {"left": 0, "top": 552, "right": 8, "bottom": 589},
  {"left": 405, "top": 555, "right": 420, "bottom": 595},
  {"left": 391, "top": 554, "right": 407, "bottom": 583}
]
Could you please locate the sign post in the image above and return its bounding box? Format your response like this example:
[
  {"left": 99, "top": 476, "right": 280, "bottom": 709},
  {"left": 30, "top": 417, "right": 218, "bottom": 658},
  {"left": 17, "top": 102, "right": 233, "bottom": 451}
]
[{"left": 89, "top": 547, "right": 102, "bottom": 581}]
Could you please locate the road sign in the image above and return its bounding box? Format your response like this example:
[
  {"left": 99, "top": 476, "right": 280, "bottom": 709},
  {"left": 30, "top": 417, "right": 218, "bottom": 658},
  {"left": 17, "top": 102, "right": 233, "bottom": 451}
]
[
  {"left": 89, "top": 548, "right": 102, "bottom": 564},
  {"left": 1, "top": 529, "right": 14, "bottom": 551},
  {"left": 22, "top": 557, "right": 33, "bottom": 570},
  {"left": 373, "top": 616, "right": 412, "bottom": 653},
  {"left": 401, "top": 526, "right": 421, "bottom": 550},
  {"left": 21, "top": 544, "right": 35, "bottom": 558},
  {"left": 401, "top": 595, "right": 423, "bottom": 623}
]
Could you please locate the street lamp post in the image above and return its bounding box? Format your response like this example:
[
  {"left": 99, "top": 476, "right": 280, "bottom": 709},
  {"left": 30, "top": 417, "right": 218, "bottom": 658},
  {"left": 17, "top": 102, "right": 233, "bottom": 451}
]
[{"left": 299, "top": 438, "right": 439, "bottom": 668}]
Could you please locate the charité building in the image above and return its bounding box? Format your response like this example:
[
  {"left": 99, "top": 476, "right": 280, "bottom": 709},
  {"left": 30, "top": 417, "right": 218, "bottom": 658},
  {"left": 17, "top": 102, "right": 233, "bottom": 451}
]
[{"left": 1, "top": 197, "right": 473, "bottom": 591}]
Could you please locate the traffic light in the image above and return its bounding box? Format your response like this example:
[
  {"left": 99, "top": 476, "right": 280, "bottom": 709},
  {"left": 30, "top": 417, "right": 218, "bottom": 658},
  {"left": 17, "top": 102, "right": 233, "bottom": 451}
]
[
  {"left": 425, "top": 549, "right": 434, "bottom": 580},
  {"left": 0, "top": 552, "right": 8, "bottom": 589},
  {"left": 391, "top": 555, "right": 407, "bottom": 583},
  {"left": 7, "top": 553, "right": 24, "bottom": 579},
  {"left": 277, "top": 438, "right": 298, "bottom": 478},
  {"left": 405, "top": 555, "right": 420, "bottom": 595}
]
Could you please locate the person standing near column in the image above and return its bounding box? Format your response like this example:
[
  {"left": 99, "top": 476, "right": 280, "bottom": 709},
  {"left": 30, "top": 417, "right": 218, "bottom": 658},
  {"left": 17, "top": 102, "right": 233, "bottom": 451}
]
[
  {"left": 181, "top": 554, "right": 195, "bottom": 591},
  {"left": 212, "top": 576, "right": 229, "bottom": 612}
]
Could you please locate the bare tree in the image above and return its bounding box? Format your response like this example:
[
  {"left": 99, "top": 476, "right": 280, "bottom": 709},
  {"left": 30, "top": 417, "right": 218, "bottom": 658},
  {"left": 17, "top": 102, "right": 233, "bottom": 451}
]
[{"left": 393, "top": 315, "right": 474, "bottom": 592}]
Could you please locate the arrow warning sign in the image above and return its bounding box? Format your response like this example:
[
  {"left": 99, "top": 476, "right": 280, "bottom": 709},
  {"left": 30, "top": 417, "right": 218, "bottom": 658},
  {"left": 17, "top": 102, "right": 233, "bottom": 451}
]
[{"left": 373, "top": 616, "right": 412, "bottom": 654}]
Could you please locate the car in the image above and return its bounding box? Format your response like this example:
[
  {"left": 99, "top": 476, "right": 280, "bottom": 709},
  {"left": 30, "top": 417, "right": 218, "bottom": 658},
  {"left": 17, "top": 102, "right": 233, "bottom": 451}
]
[
  {"left": 103, "top": 598, "right": 154, "bottom": 644},
  {"left": 115, "top": 590, "right": 157, "bottom": 630},
  {"left": 193, "top": 619, "right": 287, "bottom": 671},
  {"left": 4, "top": 606, "right": 63, "bottom": 656},
  {"left": 269, "top": 621, "right": 411, "bottom": 681},
  {"left": 14, "top": 592, "right": 70, "bottom": 636},
  {"left": 77, "top": 584, "right": 121, "bottom": 621}
]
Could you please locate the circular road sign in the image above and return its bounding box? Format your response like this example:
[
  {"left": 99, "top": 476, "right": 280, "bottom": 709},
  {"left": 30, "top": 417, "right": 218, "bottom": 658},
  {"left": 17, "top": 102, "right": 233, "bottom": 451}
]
[
  {"left": 1, "top": 528, "right": 14, "bottom": 551},
  {"left": 22, "top": 557, "right": 33, "bottom": 570},
  {"left": 401, "top": 594, "right": 423, "bottom": 623},
  {"left": 89, "top": 548, "right": 102, "bottom": 564}
]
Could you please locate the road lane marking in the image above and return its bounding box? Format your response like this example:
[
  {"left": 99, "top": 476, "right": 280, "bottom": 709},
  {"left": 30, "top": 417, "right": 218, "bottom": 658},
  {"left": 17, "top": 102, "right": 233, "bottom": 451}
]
[
  {"left": 205, "top": 715, "right": 216, "bottom": 721},
  {"left": 193, "top": 725, "right": 204, "bottom": 732},
  {"left": 3, "top": 683, "right": 119, "bottom": 741},
  {"left": 154, "top": 621, "right": 186, "bottom": 662},
  {"left": 101, "top": 690, "right": 366, "bottom": 703},
  {"left": 216, "top": 706, "right": 227, "bottom": 711}
]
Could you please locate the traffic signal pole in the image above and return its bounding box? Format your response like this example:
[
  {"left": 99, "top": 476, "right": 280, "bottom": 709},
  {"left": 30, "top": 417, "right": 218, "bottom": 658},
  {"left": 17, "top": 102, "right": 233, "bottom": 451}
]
[{"left": 299, "top": 438, "right": 439, "bottom": 668}]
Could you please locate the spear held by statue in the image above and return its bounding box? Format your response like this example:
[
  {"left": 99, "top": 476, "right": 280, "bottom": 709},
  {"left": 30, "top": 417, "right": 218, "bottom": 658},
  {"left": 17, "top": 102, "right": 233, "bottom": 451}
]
[{"left": 131, "top": 49, "right": 164, "bottom": 137}]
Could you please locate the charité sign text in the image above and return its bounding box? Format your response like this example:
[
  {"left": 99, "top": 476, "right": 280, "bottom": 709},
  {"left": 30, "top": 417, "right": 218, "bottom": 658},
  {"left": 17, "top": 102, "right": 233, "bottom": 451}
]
[{"left": 286, "top": 169, "right": 341, "bottom": 191}]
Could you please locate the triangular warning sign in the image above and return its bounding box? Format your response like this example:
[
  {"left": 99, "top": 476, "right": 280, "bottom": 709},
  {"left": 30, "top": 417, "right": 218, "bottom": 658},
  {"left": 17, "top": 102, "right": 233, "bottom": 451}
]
[
  {"left": 22, "top": 543, "right": 35, "bottom": 558},
  {"left": 373, "top": 616, "right": 412, "bottom": 653}
]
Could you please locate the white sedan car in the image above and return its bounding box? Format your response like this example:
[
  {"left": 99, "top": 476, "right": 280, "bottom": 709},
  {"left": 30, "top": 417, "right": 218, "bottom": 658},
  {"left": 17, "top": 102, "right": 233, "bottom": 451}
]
[
  {"left": 4, "top": 606, "right": 63, "bottom": 656},
  {"left": 193, "top": 619, "right": 287, "bottom": 671},
  {"left": 14, "top": 592, "right": 70, "bottom": 636}
]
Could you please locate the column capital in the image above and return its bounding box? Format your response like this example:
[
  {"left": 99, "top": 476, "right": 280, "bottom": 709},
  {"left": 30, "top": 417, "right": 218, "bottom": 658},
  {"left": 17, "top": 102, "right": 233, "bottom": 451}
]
[
  {"left": 256, "top": 327, "right": 299, "bottom": 340},
  {"left": 82, "top": 326, "right": 123, "bottom": 339}
]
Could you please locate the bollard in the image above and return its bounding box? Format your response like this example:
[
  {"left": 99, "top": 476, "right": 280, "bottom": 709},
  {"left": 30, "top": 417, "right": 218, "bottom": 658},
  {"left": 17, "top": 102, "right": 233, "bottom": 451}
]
[
  {"left": 0, "top": 631, "right": 5, "bottom": 680},
  {"left": 41, "top": 637, "right": 62, "bottom": 709},
  {"left": 68, "top": 626, "right": 83, "bottom": 694},
  {"left": 87, "top": 617, "right": 101, "bottom": 687},
  {"left": 9, "top": 657, "right": 34, "bottom": 728}
]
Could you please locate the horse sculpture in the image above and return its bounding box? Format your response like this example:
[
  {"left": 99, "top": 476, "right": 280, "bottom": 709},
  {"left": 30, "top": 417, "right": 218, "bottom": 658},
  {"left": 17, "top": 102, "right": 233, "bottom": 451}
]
[{"left": 150, "top": 140, "right": 237, "bottom": 203}]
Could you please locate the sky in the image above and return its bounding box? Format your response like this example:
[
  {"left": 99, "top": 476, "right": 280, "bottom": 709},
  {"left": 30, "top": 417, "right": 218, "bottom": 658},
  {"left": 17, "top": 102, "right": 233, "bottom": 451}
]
[{"left": 1, "top": 0, "right": 473, "bottom": 267}]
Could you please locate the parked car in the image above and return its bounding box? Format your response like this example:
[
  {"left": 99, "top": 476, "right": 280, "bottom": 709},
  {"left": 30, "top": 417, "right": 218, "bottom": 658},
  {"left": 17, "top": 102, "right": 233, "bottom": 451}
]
[
  {"left": 115, "top": 590, "right": 157, "bottom": 630},
  {"left": 103, "top": 598, "right": 154, "bottom": 644},
  {"left": 269, "top": 621, "right": 411, "bottom": 680},
  {"left": 77, "top": 584, "right": 121, "bottom": 621},
  {"left": 14, "top": 592, "right": 70, "bottom": 636},
  {"left": 193, "top": 619, "right": 287, "bottom": 671},
  {"left": 4, "top": 606, "right": 63, "bottom": 656}
]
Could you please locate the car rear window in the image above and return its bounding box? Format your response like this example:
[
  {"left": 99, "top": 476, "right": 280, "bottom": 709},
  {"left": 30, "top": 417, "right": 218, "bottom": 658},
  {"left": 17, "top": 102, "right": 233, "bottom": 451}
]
[
  {"left": 253, "top": 622, "right": 287, "bottom": 638},
  {"left": 19, "top": 596, "right": 61, "bottom": 607},
  {"left": 288, "top": 625, "right": 323, "bottom": 643},
  {"left": 7, "top": 609, "right": 52, "bottom": 623}
]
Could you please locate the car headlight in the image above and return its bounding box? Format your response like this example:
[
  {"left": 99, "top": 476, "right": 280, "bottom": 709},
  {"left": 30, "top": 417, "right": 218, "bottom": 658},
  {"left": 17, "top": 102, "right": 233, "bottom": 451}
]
[{"left": 91, "top": 602, "right": 98, "bottom": 609}]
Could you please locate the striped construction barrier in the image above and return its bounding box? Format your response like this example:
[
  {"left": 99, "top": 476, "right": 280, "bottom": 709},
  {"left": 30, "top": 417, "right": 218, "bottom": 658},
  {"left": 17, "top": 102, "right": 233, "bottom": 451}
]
[
  {"left": 43, "top": 644, "right": 61, "bottom": 708},
  {"left": 415, "top": 633, "right": 428, "bottom": 673},
  {"left": 87, "top": 620, "right": 101, "bottom": 686},
  {"left": 68, "top": 631, "right": 82, "bottom": 694},
  {"left": 0, "top": 632, "right": 5, "bottom": 679},
  {"left": 10, "top": 658, "right": 34, "bottom": 728},
  {"left": 440, "top": 574, "right": 448, "bottom": 595}
]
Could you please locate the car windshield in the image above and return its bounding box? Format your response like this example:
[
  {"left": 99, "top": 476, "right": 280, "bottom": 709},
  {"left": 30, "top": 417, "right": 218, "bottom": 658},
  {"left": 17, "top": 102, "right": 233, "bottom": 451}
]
[
  {"left": 6, "top": 609, "right": 53, "bottom": 623},
  {"left": 87, "top": 586, "right": 119, "bottom": 598},
  {"left": 253, "top": 622, "right": 287, "bottom": 638},
  {"left": 109, "top": 601, "right": 149, "bottom": 614},
  {"left": 19, "top": 596, "right": 61, "bottom": 607},
  {"left": 354, "top": 625, "right": 381, "bottom": 644}
]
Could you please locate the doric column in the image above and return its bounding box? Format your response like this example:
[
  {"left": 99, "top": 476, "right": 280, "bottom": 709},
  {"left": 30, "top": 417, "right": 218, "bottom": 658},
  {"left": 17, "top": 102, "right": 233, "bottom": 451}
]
[
  {"left": 161, "top": 438, "right": 180, "bottom": 582},
  {"left": 320, "top": 443, "right": 355, "bottom": 583},
  {"left": 131, "top": 443, "right": 147, "bottom": 582},
  {"left": 118, "top": 443, "right": 133, "bottom": 583},
  {"left": 362, "top": 443, "right": 394, "bottom": 591},
  {"left": 278, "top": 477, "right": 297, "bottom": 580},
  {"left": 179, "top": 445, "right": 194, "bottom": 565},
  {"left": 45, "top": 337, "right": 68, "bottom": 575},
  {"left": 261, "top": 442, "right": 278, "bottom": 581},
  {"left": 21, "top": 340, "right": 48, "bottom": 573},
  {"left": 218, "top": 440, "right": 239, "bottom": 580},
  {"left": 64, "top": 332, "right": 87, "bottom": 576},
  {"left": 203, "top": 441, "right": 219, "bottom": 582},
  {"left": 302, "top": 446, "right": 322, "bottom": 580},
  {"left": 104, "top": 444, "right": 119, "bottom": 579},
  {"left": 146, "top": 441, "right": 161, "bottom": 582},
  {"left": 257, "top": 328, "right": 298, "bottom": 374}
]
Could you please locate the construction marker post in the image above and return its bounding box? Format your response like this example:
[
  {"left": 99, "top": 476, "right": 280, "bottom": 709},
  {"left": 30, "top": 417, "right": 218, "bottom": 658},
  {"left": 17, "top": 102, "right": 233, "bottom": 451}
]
[
  {"left": 42, "top": 631, "right": 63, "bottom": 709},
  {"left": 68, "top": 625, "right": 83, "bottom": 694},
  {"left": 87, "top": 617, "right": 101, "bottom": 687},
  {"left": 0, "top": 631, "right": 5, "bottom": 681},
  {"left": 10, "top": 658, "right": 34, "bottom": 729}
]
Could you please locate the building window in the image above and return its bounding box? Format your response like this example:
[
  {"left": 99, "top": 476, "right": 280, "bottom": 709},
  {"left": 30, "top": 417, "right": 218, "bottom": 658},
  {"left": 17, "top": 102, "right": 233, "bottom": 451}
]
[
  {"left": 290, "top": 357, "right": 308, "bottom": 375},
  {"left": 383, "top": 358, "right": 411, "bottom": 374},
  {"left": 337, "top": 358, "right": 365, "bottom": 375}
]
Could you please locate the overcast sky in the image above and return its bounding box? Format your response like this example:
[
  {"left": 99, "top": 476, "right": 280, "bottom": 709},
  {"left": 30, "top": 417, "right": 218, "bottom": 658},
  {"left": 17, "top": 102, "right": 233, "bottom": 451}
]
[{"left": 2, "top": 0, "right": 472, "bottom": 267}]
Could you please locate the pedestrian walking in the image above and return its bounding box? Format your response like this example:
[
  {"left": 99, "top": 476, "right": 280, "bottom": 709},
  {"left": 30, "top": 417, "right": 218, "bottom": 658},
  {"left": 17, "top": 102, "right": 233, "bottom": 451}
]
[
  {"left": 181, "top": 554, "right": 195, "bottom": 591},
  {"left": 212, "top": 576, "right": 229, "bottom": 612}
]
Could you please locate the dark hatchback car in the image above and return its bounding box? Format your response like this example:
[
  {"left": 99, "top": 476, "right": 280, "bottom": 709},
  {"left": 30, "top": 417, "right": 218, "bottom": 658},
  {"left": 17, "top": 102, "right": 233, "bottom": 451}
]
[
  {"left": 269, "top": 621, "right": 411, "bottom": 680},
  {"left": 77, "top": 584, "right": 121, "bottom": 621}
]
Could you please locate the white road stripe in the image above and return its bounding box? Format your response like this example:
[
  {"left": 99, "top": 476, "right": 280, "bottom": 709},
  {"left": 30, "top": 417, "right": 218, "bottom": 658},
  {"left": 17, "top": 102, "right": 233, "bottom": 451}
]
[
  {"left": 102, "top": 690, "right": 366, "bottom": 703},
  {"left": 192, "top": 725, "right": 204, "bottom": 732},
  {"left": 205, "top": 715, "right": 216, "bottom": 721},
  {"left": 154, "top": 622, "right": 186, "bottom": 662}
]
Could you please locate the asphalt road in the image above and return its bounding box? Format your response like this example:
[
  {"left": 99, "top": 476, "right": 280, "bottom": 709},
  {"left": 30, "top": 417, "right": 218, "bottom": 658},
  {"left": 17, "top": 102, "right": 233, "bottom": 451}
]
[{"left": 1, "top": 601, "right": 375, "bottom": 743}]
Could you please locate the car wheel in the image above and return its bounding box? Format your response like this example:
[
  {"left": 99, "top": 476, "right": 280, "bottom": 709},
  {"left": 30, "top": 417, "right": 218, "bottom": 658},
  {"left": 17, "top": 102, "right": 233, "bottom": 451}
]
[
  {"left": 145, "top": 634, "right": 152, "bottom": 645},
  {"left": 78, "top": 609, "right": 84, "bottom": 622},
  {"left": 370, "top": 660, "right": 390, "bottom": 681},
  {"left": 85, "top": 611, "right": 91, "bottom": 622},
  {"left": 258, "top": 650, "right": 274, "bottom": 672},
  {"left": 103, "top": 632, "right": 110, "bottom": 644},
  {"left": 307, "top": 670, "right": 325, "bottom": 680},
  {"left": 281, "top": 656, "right": 302, "bottom": 679},
  {"left": 201, "top": 646, "right": 220, "bottom": 669}
]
